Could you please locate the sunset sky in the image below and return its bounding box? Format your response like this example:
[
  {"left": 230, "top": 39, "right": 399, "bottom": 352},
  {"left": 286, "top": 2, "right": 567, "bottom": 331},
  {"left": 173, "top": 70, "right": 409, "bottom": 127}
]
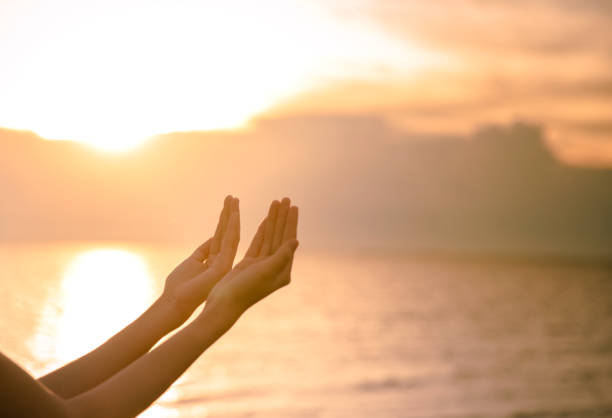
[
  {"left": 3, "top": 4, "right": 612, "bottom": 416},
  {"left": 1, "top": 0, "right": 610, "bottom": 164}
]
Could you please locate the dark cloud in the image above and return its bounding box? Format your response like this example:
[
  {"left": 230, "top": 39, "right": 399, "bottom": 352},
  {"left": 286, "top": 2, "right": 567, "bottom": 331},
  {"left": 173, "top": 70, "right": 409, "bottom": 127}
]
[{"left": 552, "top": 121, "right": 612, "bottom": 134}]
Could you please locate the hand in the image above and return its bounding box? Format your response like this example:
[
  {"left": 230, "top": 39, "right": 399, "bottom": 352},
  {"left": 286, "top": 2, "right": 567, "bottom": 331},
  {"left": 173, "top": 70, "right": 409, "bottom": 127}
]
[
  {"left": 160, "top": 195, "right": 240, "bottom": 327},
  {"left": 204, "top": 198, "right": 299, "bottom": 321}
]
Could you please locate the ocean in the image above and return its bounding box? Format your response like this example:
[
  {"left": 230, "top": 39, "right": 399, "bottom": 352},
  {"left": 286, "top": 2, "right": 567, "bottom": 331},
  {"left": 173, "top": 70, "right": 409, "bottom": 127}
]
[{"left": 1, "top": 243, "right": 611, "bottom": 417}]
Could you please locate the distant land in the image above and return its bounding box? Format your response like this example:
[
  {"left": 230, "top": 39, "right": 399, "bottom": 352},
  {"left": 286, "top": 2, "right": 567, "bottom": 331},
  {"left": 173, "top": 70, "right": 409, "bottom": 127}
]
[{"left": 1, "top": 115, "right": 611, "bottom": 259}]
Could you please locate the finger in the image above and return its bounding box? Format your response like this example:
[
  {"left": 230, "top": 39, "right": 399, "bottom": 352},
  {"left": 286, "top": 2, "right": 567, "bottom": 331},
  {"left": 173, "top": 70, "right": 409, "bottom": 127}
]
[
  {"left": 260, "top": 200, "right": 280, "bottom": 256},
  {"left": 246, "top": 217, "right": 267, "bottom": 257},
  {"left": 216, "top": 198, "right": 241, "bottom": 271},
  {"left": 261, "top": 239, "right": 299, "bottom": 274},
  {"left": 282, "top": 206, "right": 299, "bottom": 243},
  {"left": 190, "top": 238, "right": 212, "bottom": 262},
  {"left": 210, "top": 195, "right": 232, "bottom": 255},
  {"left": 221, "top": 198, "right": 240, "bottom": 253},
  {"left": 271, "top": 197, "right": 290, "bottom": 253}
]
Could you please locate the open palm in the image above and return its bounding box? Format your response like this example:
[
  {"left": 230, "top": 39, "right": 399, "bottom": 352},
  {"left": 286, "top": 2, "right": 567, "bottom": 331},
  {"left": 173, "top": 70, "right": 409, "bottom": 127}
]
[
  {"left": 206, "top": 198, "right": 299, "bottom": 316},
  {"left": 162, "top": 195, "right": 240, "bottom": 327}
]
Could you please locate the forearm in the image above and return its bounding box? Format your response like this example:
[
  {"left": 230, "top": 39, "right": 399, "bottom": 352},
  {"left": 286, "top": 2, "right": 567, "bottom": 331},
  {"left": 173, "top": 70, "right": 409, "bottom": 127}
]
[
  {"left": 40, "top": 297, "right": 180, "bottom": 398},
  {"left": 67, "top": 306, "right": 239, "bottom": 418}
]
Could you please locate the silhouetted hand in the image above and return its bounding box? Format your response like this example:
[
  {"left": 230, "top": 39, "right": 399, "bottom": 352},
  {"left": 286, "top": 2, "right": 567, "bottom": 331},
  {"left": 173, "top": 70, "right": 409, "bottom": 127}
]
[
  {"left": 204, "top": 198, "right": 298, "bottom": 320},
  {"left": 161, "top": 195, "right": 240, "bottom": 327}
]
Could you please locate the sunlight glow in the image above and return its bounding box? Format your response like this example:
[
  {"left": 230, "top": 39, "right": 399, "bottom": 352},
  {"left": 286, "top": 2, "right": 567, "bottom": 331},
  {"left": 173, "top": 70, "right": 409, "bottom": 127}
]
[
  {"left": 29, "top": 247, "right": 180, "bottom": 416},
  {"left": 0, "top": 0, "right": 439, "bottom": 151},
  {"left": 30, "top": 248, "right": 154, "bottom": 369}
]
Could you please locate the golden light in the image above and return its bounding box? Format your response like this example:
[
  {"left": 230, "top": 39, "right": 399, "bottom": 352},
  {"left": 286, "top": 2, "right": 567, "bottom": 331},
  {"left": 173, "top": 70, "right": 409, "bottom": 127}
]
[
  {"left": 0, "top": 0, "right": 440, "bottom": 151},
  {"left": 30, "top": 248, "right": 155, "bottom": 370},
  {"left": 29, "top": 247, "right": 180, "bottom": 416}
]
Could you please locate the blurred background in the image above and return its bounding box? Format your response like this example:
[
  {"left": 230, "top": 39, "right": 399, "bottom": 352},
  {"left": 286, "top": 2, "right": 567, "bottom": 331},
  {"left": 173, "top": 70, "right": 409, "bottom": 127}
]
[{"left": 1, "top": 1, "right": 611, "bottom": 417}]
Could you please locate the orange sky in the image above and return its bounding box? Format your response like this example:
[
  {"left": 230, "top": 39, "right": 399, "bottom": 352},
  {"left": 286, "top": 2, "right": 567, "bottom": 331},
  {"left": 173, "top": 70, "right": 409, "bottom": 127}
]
[{"left": 0, "top": 0, "right": 611, "bottom": 164}]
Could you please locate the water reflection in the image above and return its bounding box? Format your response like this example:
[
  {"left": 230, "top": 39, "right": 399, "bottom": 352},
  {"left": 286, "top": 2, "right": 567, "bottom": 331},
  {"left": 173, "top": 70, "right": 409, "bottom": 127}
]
[{"left": 29, "top": 247, "right": 178, "bottom": 417}]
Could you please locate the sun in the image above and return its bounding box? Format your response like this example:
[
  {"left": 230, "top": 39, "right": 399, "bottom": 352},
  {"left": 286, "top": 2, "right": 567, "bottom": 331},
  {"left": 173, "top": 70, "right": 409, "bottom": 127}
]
[
  {"left": 75, "top": 135, "right": 152, "bottom": 153},
  {"left": 0, "top": 0, "right": 440, "bottom": 152}
]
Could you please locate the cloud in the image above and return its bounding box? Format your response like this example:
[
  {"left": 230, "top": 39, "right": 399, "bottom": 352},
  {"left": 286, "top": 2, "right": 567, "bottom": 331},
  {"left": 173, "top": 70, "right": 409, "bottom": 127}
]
[
  {"left": 363, "top": 0, "right": 612, "bottom": 57},
  {"left": 1, "top": 115, "right": 611, "bottom": 258},
  {"left": 0, "top": 0, "right": 428, "bottom": 143},
  {"left": 260, "top": 1, "right": 612, "bottom": 166},
  {"left": 1, "top": 1, "right": 610, "bottom": 164}
]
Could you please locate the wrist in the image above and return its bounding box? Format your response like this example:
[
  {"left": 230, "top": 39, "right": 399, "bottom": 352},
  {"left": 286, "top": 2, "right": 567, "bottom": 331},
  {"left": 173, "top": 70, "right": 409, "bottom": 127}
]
[
  {"left": 192, "top": 303, "right": 241, "bottom": 337},
  {"left": 149, "top": 296, "right": 185, "bottom": 334}
]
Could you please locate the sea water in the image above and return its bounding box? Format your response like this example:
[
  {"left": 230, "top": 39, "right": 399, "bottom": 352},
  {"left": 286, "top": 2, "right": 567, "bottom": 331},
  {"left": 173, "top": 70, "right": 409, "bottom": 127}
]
[{"left": 1, "top": 243, "right": 611, "bottom": 417}]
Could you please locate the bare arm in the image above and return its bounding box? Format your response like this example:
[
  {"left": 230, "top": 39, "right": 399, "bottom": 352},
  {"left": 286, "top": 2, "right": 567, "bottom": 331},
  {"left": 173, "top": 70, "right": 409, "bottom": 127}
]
[
  {"left": 0, "top": 306, "right": 235, "bottom": 418},
  {"left": 0, "top": 352, "right": 69, "bottom": 418},
  {"left": 40, "top": 196, "right": 241, "bottom": 398},
  {"left": 66, "top": 198, "right": 299, "bottom": 418},
  {"left": 38, "top": 298, "right": 180, "bottom": 398},
  {"left": 1, "top": 198, "right": 297, "bottom": 418},
  {"left": 66, "top": 305, "right": 237, "bottom": 418}
]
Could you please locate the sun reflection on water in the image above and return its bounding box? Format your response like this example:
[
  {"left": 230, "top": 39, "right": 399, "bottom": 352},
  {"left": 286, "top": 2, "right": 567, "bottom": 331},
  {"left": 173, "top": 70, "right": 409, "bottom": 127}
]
[
  {"left": 31, "top": 248, "right": 154, "bottom": 367},
  {"left": 29, "top": 247, "right": 179, "bottom": 416}
]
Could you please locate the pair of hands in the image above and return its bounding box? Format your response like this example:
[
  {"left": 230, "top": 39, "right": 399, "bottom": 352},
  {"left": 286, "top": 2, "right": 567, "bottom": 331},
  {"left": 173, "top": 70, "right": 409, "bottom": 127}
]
[
  {"left": 18, "top": 197, "right": 297, "bottom": 418},
  {"left": 161, "top": 196, "right": 299, "bottom": 327}
]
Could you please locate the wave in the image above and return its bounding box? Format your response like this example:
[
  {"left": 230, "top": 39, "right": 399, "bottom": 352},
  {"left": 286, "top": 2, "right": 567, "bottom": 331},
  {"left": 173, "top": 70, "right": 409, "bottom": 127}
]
[
  {"left": 161, "top": 388, "right": 264, "bottom": 405},
  {"left": 353, "top": 376, "right": 424, "bottom": 392},
  {"left": 510, "top": 405, "right": 612, "bottom": 418}
]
